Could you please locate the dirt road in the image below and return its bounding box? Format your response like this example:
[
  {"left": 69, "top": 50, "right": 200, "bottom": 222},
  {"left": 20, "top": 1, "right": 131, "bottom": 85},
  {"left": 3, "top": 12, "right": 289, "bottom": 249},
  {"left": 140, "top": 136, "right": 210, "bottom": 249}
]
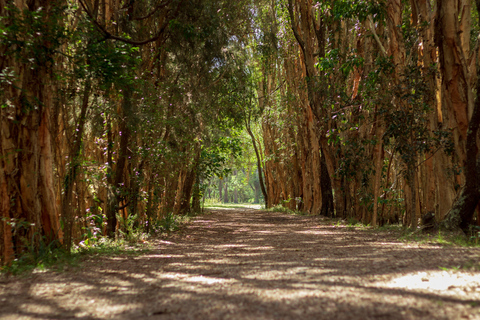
[{"left": 1, "top": 209, "right": 480, "bottom": 319}]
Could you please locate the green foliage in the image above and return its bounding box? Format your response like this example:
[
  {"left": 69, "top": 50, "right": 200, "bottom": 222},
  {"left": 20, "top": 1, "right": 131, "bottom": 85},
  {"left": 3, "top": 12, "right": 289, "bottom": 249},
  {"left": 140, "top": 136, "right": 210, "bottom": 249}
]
[
  {"left": 199, "top": 135, "right": 243, "bottom": 180},
  {"left": 117, "top": 214, "right": 148, "bottom": 244},
  {"left": 1, "top": 241, "right": 68, "bottom": 276},
  {"left": 1, "top": 237, "right": 151, "bottom": 275},
  {"left": 151, "top": 212, "right": 194, "bottom": 234},
  {"left": 383, "top": 64, "right": 441, "bottom": 167},
  {"left": 330, "top": 0, "right": 386, "bottom": 22},
  {"left": 266, "top": 205, "right": 308, "bottom": 216},
  {"left": 0, "top": 4, "right": 66, "bottom": 68},
  {"left": 399, "top": 229, "right": 480, "bottom": 247},
  {"left": 329, "top": 217, "right": 370, "bottom": 229}
]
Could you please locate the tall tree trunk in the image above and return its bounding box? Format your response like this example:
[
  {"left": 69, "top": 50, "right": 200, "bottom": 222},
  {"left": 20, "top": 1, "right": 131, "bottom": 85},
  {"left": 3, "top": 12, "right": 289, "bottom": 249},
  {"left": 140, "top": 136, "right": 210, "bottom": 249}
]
[
  {"left": 435, "top": 0, "right": 471, "bottom": 180},
  {"left": 224, "top": 181, "right": 229, "bottom": 204},
  {"left": 441, "top": 0, "right": 480, "bottom": 231},
  {"left": 0, "top": 0, "right": 63, "bottom": 264},
  {"left": 437, "top": 0, "right": 480, "bottom": 232},
  {"left": 62, "top": 78, "right": 91, "bottom": 251},
  {"left": 192, "top": 178, "right": 201, "bottom": 213},
  {"left": 219, "top": 178, "right": 223, "bottom": 201},
  {"left": 254, "top": 179, "right": 260, "bottom": 204},
  {"left": 106, "top": 87, "right": 132, "bottom": 237},
  {"left": 246, "top": 120, "right": 268, "bottom": 207},
  {"left": 233, "top": 171, "right": 238, "bottom": 204},
  {"left": 320, "top": 152, "right": 334, "bottom": 217},
  {"left": 287, "top": 0, "right": 337, "bottom": 217},
  {"left": 173, "top": 167, "right": 187, "bottom": 215}
]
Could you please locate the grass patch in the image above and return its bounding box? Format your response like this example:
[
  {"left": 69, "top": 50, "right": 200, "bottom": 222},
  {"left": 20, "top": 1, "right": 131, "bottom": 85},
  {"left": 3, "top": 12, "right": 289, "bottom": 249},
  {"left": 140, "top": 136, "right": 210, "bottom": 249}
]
[
  {"left": 365, "top": 223, "right": 480, "bottom": 248},
  {"left": 325, "top": 217, "right": 480, "bottom": 248},
  {"left": 398, "top": 229, "right": 480, "bottom": 247}
]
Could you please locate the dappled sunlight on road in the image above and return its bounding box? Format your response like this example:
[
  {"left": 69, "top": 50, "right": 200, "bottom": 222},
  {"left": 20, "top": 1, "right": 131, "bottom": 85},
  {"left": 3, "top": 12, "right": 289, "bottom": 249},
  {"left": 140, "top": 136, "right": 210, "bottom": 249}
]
[
  {"left": 1, "top": 209, "right": 480, "bottom": 320},
  {"left": 381, "top": 270, "right": 480, "bottom": 293}
]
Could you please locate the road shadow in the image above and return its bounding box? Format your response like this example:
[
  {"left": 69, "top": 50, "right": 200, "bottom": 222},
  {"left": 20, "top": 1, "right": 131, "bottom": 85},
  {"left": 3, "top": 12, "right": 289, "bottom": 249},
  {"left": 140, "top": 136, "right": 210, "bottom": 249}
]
[{"left": 1, "top": 209, "right": 479, "bottom": 319}]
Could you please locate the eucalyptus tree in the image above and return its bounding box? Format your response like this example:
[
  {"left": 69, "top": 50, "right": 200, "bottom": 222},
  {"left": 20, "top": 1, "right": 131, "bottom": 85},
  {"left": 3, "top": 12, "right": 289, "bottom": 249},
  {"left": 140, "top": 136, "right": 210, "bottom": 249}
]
[
  {"left": 0, "top": 0, "right": 256, "bottom": 263},
  {"left": 251, "top": 0, "right": 477, "bottom": 230},
  {"left": 440, "top": 0, "right": 480, "bottom": 232},
  {"left": 0, "top": 0, "right": 65, "bottom": 264}
]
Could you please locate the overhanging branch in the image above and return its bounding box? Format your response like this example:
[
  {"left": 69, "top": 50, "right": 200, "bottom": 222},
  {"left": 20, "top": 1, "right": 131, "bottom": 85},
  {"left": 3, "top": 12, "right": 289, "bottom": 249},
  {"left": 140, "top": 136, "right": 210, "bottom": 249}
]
[{"left": 78, "top": 0, "right": 182, "bottom": 46}]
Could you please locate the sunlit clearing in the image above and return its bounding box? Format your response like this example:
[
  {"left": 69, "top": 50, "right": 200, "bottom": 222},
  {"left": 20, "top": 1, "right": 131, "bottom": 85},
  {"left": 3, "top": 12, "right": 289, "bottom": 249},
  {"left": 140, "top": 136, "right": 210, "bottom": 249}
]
[
  {"left": 382, "top": 271, "right": 480, "bottom": 294},
  {"left": 216, "top": 244, "right": 248, "bottom": 248},
  {"left": 20, "top": 304, "right": 55, "bottom": 314},
  {"left": 186, "top": 276, "right": 231, "bottom": 285},
  {"left": 157, "top": 240, "right": 177, "bottom": 245},
  {"left": 159, "top": 272, "right": 237, "bottom": 285},
  {"left": 142, "top": 254, "right": 184, "bottom": 258}
]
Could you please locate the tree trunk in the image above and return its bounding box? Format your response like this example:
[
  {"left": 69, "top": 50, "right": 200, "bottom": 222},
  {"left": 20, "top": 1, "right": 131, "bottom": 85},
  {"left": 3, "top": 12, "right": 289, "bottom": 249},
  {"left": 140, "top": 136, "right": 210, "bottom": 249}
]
[
  {"left": 106, "top": 87, "right": 132, "bottom": 237},
  {"left": 233, "top": 170, "right": 238, "bottom": 204},
  {"left": 224, "top": 181, "right": 229, "bottom": 204},
  {"left": 62, "top": 78, "right": 91, "bottom": 251},
  {"left": 254, "top": 179, "right": 260, "bottom": 204},
  {"left": 173, "top": 168, "right": 187, "bottom": 216},
  {"left": 438, "top": 0, "right": 480, "bottom": 232},
  {"left": 219, "top": 178, "right": 223, "bottom": 202},
  {"left": 192, "top": 178, "right": 201, "bottom": 213},
  {"left": 246, "top": 122, "right": 268, "bottom": 207},
  {"left": 0, "top": 1, "right": 63, "bottom": 264},
  {"left": 435, "top": 0, "right": 471, "bottom": 178},
  {"left": 320, "top": 152, "right": 334, "bottom": 217}
]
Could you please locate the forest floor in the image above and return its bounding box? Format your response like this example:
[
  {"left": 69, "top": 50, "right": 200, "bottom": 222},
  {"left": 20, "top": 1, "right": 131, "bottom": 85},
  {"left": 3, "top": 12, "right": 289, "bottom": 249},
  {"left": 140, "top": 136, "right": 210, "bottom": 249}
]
[{"left": 1, "top": 209, "right": 480, "bottom": 320}]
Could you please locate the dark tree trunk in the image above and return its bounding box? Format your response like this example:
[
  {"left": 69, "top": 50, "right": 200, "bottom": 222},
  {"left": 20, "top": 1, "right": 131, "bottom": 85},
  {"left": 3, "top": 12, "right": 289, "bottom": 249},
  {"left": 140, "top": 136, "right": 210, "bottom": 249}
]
[
  {"left": 246, "top": 124, "right": 268, "bottom": 207},
  {"left": 320, "top": 153, "right": 334, "bottom": 217},
  {"left": 224, "top": 182, "right": 229, "bottom": 203},
  {"left": 192, "top": 179, "right": 201, "bottom": 213},
  {"left": 106, "top": 87, "right": 132, "bottom": 238},
  {"left": 233, "top": 170, "right": 238, "bottom": 204},
  {"left": 62, "top": 78, "right": 91, "bottom": 251},
  {"left": 254, "top": 180, "right": 260, "bottom": 204},
  {"left": 179, "top": 168, "right": 196, "bottom": 215},
  {"left": 219, "top": 179, "right": 223, "bottom": 201}
]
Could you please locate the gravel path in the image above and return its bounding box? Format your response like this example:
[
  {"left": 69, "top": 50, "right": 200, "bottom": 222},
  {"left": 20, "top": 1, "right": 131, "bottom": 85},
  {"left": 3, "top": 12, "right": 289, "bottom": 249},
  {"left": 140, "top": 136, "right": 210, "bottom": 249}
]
[{"left": 1, "top": 209, "right": 480, "bottom": 319}]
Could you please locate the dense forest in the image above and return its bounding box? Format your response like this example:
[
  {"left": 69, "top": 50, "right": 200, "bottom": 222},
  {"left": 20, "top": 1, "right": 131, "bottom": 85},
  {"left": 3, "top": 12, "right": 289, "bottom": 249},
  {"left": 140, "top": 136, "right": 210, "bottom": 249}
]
[{"left": 1, "top": 0, "right": 480, "bottom": 266}]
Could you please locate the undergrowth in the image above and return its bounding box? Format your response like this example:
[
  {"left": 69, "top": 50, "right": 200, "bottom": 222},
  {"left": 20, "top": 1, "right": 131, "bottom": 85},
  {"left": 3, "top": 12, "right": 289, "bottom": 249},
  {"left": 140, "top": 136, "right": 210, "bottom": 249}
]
[
  {"left": 330, "top": 218, "right": 480, "bottom": 247},
  {"left": 275, "top": 206, "right": 480, "bottom": 248},
  {"left": 397, "top": 228, "right": 480, "bottom": 247},
  {"left": 265, "top": 205, "right": 308, "bottom": 216},
  {"left": 0, "top": 239, "right": 150, "bottom": 276},
  {"left": 1, "top": 211, "right": 197, "bottom": 276}
]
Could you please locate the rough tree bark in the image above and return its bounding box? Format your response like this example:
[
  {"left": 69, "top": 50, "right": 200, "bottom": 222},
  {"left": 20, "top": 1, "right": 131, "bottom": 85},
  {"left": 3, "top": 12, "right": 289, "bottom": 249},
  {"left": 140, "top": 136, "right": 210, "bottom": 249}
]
[
  {"left": 440, "top": 0, "right": 480, "bottom": 232},
  {"left": 246, "top": 114, "right": 269, "bottom": 207},
  {"left": 287, "top": 0, "right": 334, "bottom": 217},
  {"left": 0, "top": 0, "right": 63, "bottom": 264},
  {"left": 106, "top": 87, "right": 132, "bottom": 237}
]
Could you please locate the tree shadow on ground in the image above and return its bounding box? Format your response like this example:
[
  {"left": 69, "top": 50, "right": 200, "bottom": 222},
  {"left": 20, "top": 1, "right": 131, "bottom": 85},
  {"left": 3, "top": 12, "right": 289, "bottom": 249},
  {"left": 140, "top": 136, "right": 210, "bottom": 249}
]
[{"left": 1, "top": 209, "right": 479, "bottom": 319}]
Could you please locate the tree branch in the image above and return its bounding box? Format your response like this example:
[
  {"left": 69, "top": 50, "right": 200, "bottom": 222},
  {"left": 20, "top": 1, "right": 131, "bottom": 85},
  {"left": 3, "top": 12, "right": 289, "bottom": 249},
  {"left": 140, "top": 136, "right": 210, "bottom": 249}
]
[
  {"left": 286, "top": 0, "right": 306, "bottom": 58},
  {"left": 78, "top": 0, "right": 181, "bottom": 46},
  {"left": 131, "top": 0, "right": 171, "bottom": 21},
  {"left": 368, "top": 15, "right": 388, "bottom": 58}
]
